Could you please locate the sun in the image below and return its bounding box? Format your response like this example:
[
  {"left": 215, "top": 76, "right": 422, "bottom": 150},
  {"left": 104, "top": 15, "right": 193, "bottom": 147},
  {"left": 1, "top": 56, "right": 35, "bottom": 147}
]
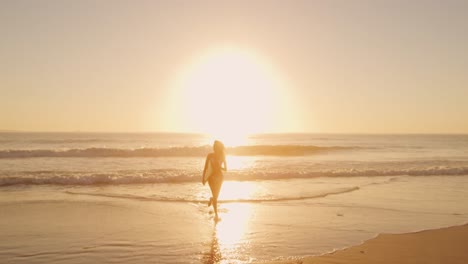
[{"left": 174, "top": 47, "right": 283, "bottom": 145}]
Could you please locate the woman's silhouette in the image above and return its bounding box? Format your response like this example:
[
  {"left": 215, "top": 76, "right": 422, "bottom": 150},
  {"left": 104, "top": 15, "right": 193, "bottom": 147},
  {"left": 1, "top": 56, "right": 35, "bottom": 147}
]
[{"left": 203, "top": 140, "right": 227, "bottom": 219}]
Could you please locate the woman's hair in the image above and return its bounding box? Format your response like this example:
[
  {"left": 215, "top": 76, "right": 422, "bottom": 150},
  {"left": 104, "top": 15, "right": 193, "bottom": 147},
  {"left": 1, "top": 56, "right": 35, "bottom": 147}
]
[{"left": 213, "top": 140, "right": 225, "bottom": 159}]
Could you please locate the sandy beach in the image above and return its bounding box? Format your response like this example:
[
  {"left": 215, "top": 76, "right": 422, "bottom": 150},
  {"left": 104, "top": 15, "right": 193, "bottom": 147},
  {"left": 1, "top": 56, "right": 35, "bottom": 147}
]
[{"left": 275, "top": 224, "right": 468, "bottom": 264}]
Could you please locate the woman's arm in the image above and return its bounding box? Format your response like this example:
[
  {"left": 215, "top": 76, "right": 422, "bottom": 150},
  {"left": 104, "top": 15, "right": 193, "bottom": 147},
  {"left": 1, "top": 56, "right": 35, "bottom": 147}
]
[{"left": 202, "top": 154, "right": 210, "bottom": 183}]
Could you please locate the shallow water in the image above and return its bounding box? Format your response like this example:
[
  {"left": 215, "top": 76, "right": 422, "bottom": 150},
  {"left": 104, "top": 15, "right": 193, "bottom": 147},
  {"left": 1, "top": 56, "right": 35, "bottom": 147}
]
[{"left": 1, "top": 133, "right": 468, "bottom": 263}]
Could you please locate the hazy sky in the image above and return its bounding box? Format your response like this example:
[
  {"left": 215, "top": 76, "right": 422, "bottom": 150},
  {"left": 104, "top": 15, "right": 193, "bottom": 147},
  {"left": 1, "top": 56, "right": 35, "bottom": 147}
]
[{"left": 1, "top": 0, "right": 467, "bottom": 133}]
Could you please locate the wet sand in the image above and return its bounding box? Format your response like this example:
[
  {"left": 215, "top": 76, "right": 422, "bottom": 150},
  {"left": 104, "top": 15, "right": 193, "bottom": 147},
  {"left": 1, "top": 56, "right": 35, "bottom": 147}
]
[
  {"left": 276, "top": 223, "right": 468, "bottom": 264},
  {"left": 2, "top": 176, "right": 468, "bottom": 263}
]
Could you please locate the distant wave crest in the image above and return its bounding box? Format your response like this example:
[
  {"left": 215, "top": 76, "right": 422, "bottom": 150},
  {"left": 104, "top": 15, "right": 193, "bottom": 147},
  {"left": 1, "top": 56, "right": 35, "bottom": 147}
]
[{"left": 0, "top": 145, "right": 353, "bottom": 158}]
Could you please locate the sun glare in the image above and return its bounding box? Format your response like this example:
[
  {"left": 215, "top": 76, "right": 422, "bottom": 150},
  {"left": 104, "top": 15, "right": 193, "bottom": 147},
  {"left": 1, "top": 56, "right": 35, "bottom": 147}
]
[
  {"left": 216, "top": 203, "right": 252, "bottom": 253},
  {"left": 174, "top": 47, "right": 285, "bottom": 145},
  {"left": 218, "top": 181, "right": 257, "bottom": 201}
]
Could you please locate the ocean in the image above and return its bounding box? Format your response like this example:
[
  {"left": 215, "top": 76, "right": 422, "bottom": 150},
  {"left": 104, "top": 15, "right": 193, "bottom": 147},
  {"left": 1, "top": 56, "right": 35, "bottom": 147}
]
[{"left": 1, "top": 132, "right": 468, "bottom": 263}]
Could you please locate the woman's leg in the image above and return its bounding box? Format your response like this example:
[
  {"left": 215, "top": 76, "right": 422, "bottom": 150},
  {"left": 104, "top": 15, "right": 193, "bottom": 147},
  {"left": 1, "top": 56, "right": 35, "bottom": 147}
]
[
  {"left": 212, "top": 179, "right": 223, "bottom": 218},
  {"left": 208, "top": 180, "right": 215, "bottom": 206}
]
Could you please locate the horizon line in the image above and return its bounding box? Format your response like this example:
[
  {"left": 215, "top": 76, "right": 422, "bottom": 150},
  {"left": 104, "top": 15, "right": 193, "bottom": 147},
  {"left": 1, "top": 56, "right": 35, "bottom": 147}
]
[{"left": 0, "top": 130, "right": 467, "bottom": 136}]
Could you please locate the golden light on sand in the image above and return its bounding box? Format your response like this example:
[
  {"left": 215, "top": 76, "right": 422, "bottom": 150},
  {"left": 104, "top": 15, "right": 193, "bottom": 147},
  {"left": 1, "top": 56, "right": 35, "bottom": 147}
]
[
  {"left": 173, "top": 47, "right": 288, "bottom": 143},
  {"left": 216, "top": 203, "right": 252, "bottom": 253},
  {"left": 203, "top": 183, "right": 257, "bottom": 262}
]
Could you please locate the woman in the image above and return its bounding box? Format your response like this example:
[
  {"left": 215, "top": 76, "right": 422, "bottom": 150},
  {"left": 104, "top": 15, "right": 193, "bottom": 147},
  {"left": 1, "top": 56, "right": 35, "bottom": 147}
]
[{"left": 202, "top": 140, "right": 227, "bottom": 219}]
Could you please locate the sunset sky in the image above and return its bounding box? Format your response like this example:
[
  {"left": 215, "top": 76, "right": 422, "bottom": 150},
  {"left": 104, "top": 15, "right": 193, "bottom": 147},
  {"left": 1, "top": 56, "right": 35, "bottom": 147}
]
[{"left": 1, "top": 0, "right": 467, "bottom": 134}]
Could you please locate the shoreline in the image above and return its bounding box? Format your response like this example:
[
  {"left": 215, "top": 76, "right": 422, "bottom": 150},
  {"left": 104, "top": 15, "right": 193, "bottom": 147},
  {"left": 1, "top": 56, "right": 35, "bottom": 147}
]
[
  {"left": 272, "top": 223, "right": 468, "bottom": 264},
  {"left": 1, "top": 188, "right": 467, "bottom": 263}
]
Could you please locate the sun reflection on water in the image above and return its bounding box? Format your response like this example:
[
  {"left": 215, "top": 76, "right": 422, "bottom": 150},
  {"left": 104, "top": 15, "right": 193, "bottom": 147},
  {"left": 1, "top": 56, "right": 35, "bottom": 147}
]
[
  {"left": 217, "top": 203, "right": 252, "bottom": 245},
  {"left": 219, "top": 181, "right": 257, "bottom": 201},
  {"left": 203, "top": 182, "right": 257, "bottom": 263},
  {"left": 207, "top": 203, "right": 253, "bottom": 264},
  {"left": 225, "top": 156, "right": 256, "bottom": 170}
]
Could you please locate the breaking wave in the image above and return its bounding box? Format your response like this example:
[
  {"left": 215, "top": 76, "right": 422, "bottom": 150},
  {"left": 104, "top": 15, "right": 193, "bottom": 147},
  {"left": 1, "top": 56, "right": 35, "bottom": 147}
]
[
  {"left": 1, "top": 166, "right": 467, "bottom": 186},
  {"left": 0, "top": 145, "right": 354, "bottom": 158}
]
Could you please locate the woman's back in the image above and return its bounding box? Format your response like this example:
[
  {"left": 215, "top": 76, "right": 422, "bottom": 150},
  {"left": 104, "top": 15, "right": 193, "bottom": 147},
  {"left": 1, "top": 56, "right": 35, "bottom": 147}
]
[{"left": 208, "top": 153, "right": 223, "bottom": 177}]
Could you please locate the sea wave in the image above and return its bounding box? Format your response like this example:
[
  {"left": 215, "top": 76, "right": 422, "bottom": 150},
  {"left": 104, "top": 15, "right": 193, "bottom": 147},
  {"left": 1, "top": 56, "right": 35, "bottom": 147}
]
[
  {"left": 1, "top": 166, "right": 467, "bottom": 186},
  {"left": 64, "top": 186, "right": 360, "bottom": 203},
  {"left": 0, "top": 145, "right": 353, "bottom": 158},
  {"left": 30, "top": 139, "right": 109, "bottom": 144}
]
